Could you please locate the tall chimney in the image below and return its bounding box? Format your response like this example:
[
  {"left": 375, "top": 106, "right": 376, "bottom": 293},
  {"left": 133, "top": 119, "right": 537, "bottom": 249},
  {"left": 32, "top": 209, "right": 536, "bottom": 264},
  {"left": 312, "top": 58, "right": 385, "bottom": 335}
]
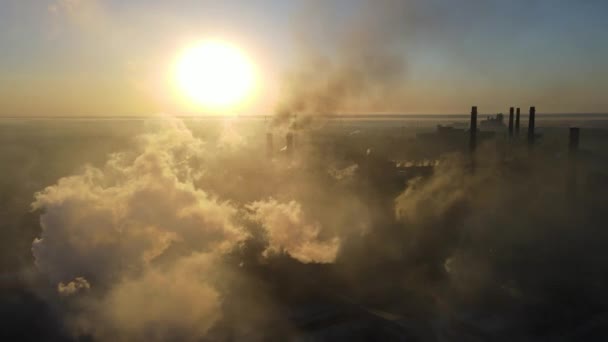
[
  {"left": 569, "top": 127, "right": 580, "bottom": 152},
  {"left": 286, "top": 132, "right": 294, "bottom": 157},
  {"left": 470, "top": 106, "right": 478, "bottom": 152},
  {"left": 515, "top": 107, "right": 521, "bottom": 134},
  {"left": 508, "top": 107, "right": 514, "bottom": 137},
  {"left": 528, "top": 106, "right": 536, "bottom": 145},
  {"left": 266, "top": 132, "right": 274, "bottom": 158}
]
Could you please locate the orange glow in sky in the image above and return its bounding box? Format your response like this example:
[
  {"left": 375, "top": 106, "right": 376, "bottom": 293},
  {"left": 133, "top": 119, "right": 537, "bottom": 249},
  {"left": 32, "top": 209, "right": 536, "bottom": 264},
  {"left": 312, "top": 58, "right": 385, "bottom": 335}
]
[{"left": 173, "top": 40, "right": 257, "bottom": 113}]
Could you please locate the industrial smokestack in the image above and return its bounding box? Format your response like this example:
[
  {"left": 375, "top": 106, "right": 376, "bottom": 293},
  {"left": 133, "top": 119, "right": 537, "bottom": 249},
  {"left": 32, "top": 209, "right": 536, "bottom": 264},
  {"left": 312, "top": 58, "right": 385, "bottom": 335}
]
[
  {"left": 508, "top": 107, "right": 514, "bottom": 137},
  {"left": 515, "top": 107, "right": 521, "bottom": 134},
  {"left": 266, "top": 132, "right": 274, "bottom": 158},
  {"left": 528, "top": 106, "right": 536, "bottom": 145},
  {"left": 286, "top": 132, "right": 294, "bottom": 158},
  {"left": 569, "top": 127, "right": 580, "bottom": 153},
  {"left": 470, "top": 106, "right": 478, "bottom": 152}
]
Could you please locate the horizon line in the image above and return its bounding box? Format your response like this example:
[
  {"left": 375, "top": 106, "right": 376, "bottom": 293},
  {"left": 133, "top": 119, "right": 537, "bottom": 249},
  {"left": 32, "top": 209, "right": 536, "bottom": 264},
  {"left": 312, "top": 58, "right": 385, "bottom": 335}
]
[{"left": 2, "top": 112, "right": 608, "bottom": 120}]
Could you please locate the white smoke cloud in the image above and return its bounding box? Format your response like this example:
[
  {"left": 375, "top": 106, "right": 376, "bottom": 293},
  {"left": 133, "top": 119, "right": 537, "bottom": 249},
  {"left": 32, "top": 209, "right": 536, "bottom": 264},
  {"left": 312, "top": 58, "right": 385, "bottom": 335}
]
[
  {"left": 89, "top": 253, "right": 222, "bottom": 341},
  {"left": 217, "top": 120, "right": 247, "bottom": 150},
  {"left": 24, "top": 114, "right": 603, "bottom": 340},
  {"left": 31, "top": 118, "right": 247, "bottom": 340},
  {"left": 247, "top": 199, "right": 340, "bottom": 264},
  {"left": 30, "top": 117, "right": 359, "bottom": 340}
]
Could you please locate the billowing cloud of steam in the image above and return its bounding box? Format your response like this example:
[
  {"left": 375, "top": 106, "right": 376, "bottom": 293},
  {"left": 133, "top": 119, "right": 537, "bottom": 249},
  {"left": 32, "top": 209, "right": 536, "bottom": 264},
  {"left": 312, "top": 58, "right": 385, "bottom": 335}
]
[
  {"left": 31, "top": 119, "right": 246, "bottom": 340},
  {"left": 390, "top": 144, "right": 608, "bottom": 312},
  {"left": 30, "top": 118, "right": 347, "bottom": 340},
  {"left": 248, "top": 199, "right": 340, "bottom": 263},
  {"left": 32, "top": 120, "right": 247, "bottom": 281},
  {"left": 96, "top": 254, "right": 222, "bottom": 341},
  {"left": 26, "top": 116, "right": 608, "bottom": 339}
]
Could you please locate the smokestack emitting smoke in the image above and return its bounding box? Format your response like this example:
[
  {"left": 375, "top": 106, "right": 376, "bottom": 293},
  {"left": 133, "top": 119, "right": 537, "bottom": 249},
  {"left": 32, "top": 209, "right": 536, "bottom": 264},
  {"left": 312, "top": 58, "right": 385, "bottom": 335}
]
[
  {"left": 470, "top": 106, "right": 477, "bottom": 152},
  {"left": 272, "top": 1, "right": 409, "bottom": 129},
  {"left": 508, "top": 107, "right": 514, "bottom": 137},
  {"left": 528, "top": 106, "right": 536, "bottom": 145},
  {"left": 516, "top": 107, "right": 521, "bottom": 134}
]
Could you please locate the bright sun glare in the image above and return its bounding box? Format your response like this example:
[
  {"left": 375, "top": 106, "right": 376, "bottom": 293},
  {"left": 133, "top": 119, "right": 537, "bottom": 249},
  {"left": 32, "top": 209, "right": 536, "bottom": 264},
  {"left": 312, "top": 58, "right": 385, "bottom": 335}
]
[{"left": 175, "top": 40, "right": 255, "bottom": 110}]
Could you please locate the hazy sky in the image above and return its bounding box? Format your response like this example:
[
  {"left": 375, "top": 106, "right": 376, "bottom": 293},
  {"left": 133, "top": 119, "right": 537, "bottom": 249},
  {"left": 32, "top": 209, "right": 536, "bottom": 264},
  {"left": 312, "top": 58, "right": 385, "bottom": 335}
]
[{"left": 1, "top": 0, "right": 608, "bottom": 116}]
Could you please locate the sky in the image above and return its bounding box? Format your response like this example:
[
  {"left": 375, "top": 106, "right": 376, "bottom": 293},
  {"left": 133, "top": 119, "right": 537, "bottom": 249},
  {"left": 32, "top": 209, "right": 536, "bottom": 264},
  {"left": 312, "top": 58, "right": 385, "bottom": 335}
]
[{"left": 1, "top": 0, "right": 608, "bottom": 116}]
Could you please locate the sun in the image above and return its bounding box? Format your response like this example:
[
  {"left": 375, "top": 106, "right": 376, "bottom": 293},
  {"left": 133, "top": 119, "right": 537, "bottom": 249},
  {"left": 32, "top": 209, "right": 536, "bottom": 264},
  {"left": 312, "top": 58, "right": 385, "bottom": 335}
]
[{"left": 174, "top": 40, "right": 256, "bottom": 110}]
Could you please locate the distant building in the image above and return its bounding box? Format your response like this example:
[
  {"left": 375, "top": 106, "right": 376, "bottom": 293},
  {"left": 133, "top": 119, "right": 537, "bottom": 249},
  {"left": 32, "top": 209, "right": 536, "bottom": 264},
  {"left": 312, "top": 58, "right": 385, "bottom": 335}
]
[{"left": 480, "top": 113, "right": 506, "bottom": 130}]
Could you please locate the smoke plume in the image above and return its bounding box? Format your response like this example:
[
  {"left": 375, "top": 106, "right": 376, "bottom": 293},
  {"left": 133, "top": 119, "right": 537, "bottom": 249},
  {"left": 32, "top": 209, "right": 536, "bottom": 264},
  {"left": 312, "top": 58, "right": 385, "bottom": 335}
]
[
  {"left": 273, "top": 0, "right": 411, "bottom": 128},
  {"left": 30, "top": 117, "right": 359, "bottom": 340},
  {"left": 247, "top": 199, "right": 340, "bottom": 263}
]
